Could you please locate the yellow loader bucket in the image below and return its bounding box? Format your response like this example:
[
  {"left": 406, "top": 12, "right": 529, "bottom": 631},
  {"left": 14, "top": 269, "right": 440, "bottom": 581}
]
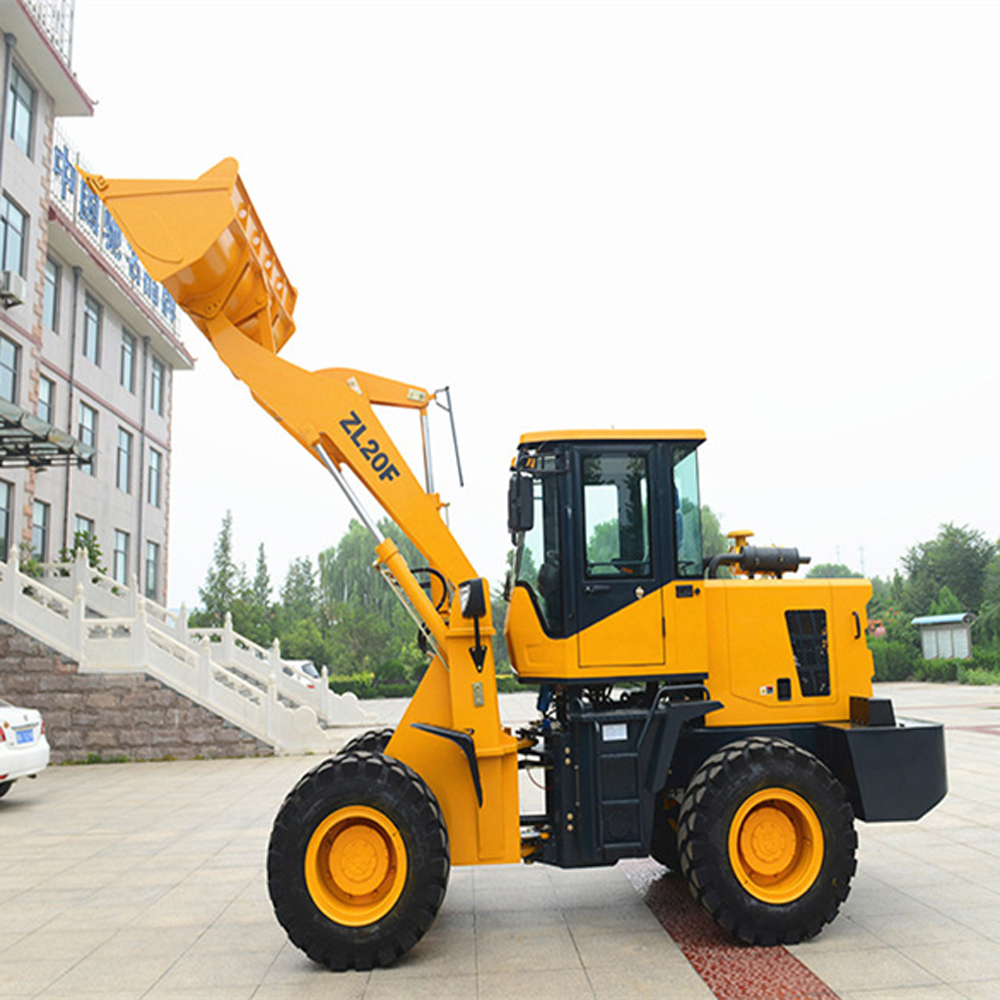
[{"left": 81, "top": 158, "right": 296, "bottom": 354}]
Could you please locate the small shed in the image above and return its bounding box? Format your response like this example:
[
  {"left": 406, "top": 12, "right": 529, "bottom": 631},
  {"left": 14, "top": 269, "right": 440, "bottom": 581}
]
[{"left": 910, "top": 613, "right": 976, "bottom": 660}]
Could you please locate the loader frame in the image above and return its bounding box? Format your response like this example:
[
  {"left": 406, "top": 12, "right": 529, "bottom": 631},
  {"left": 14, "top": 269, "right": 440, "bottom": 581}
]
[{"left": 82, "top": 159, "right": 947, "bottom": 968}]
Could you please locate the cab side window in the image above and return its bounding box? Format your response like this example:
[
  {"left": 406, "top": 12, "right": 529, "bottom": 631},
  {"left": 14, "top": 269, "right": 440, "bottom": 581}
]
[{"left": 582, "top": 453, "right": 651, "bottom": 579}]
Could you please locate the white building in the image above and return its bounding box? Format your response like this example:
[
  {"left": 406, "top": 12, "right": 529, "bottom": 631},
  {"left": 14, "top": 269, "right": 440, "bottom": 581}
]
[{"left": 0, "top": 1, "right": 193, "bottom": 603}]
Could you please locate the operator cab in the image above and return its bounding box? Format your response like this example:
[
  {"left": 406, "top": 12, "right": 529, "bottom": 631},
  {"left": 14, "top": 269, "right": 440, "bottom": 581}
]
[{"left": 506, "top": 430, "right": 707, "bottom": 679}]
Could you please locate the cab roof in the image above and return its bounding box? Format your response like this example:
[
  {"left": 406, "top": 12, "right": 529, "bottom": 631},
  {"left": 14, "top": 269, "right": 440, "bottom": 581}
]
[{"left": 518, "top": 429, "right": 706, "bottom": 445}]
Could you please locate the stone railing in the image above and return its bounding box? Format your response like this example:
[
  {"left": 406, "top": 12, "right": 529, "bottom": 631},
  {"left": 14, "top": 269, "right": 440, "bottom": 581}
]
[{"left": 0, "top": 551, "right": 371, "bottom": 753}]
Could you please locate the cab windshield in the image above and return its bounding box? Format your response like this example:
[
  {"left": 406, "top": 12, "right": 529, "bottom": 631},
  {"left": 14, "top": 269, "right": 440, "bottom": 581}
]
[{"left": 673, "top": 445, "right": 703, "bottom": 576}]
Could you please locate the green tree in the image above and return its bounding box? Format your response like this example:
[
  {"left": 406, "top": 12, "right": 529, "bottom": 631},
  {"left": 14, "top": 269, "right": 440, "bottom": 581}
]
[
  {"left": 59, "top": 530, "right": 108, "bottom": 576},
  {"left": 586, "top": 520, "right": 619, "bottom": 566},
  {"left": 867, "top": 573, "right": 920, "bottom": 650},
  {"left": 505, "top": 543, "right": 538, "bottom": 591},
  {"left": 701, "top": 505, "right": 727, "bottom": 560},
  {"left": 280, "top": 615, "right": 327, "bottom": 665},
  {"left": 232, "top": 544, "right": 275, "bottom": 648},
  {"left": 191, "top": 511, "right": 247, "bottom": 628},
  {"left": 318, "top": 519, "right": 429, "bottom": 683},
  {"left": 273, "top": 555, "right": 326, "bottom": 664},
  {"left": 281, "top": 556, "right": 317, "bottom": 622},
  {"left": 930, "top": 585, "right": 963, "bottom": 615},
  {"left": 319, "top": 519, "right": 422, "bottom": 615},
  {"left": 319, "top": 521, "right": 385, "bottom": 610},
  {"left": 327, "top": 601, "right": 394, "bottom": 675},
  {"left": 492, "top": 586, "right": 511, "bottom": 671},
  {"left": 586, "top": 505, "right": 727, "bottom": 566},
  {"left": 975, "top": 554, "right": 1000, "bottom": 647},
  {"left": 807, "top": 563, "right": 863, "bottom": 579},
  {"left": 900, "top": 523, "right": 997, "bottom": 615},
  {"left": 251, "top": 544, "right": 272, "bottom": 610}
]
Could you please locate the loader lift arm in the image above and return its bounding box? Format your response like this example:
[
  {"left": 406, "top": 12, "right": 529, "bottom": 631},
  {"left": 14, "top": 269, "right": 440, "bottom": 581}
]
[
  {"left": 81, "top": 160, "right": 523, "bottom": 885},
  {"left": 83, "top": 160, "right": 470, "bottom": 599}
]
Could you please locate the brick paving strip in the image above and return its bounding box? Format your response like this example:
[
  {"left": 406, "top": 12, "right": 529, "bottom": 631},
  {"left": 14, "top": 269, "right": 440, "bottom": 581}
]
[{"left": 620, "top": 859, "right": 840, "bottom": 1000}]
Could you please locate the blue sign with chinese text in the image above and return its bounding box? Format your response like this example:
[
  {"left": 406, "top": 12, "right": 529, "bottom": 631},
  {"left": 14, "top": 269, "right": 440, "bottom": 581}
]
[{"left": 52, "top": 142, "right": 177, "bottom": 330}]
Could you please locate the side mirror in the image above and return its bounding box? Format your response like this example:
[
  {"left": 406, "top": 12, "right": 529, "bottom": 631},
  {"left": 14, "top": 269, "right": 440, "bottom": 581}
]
[{"left": 507, "top": 474, "right": 534, "bottom": 541}]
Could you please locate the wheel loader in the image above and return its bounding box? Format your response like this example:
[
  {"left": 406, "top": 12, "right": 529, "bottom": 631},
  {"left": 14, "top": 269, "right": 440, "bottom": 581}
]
[{"left": 84, "top": 160, "right": 947, "bottom": 971}]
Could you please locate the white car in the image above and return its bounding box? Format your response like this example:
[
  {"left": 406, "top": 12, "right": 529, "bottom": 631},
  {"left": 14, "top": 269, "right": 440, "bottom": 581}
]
[
  {"left": 282, "top": 660, "right": 321, "bottom": 689},
  {"left": 0, "top": 697, "right": 50, "bottom": 798}
]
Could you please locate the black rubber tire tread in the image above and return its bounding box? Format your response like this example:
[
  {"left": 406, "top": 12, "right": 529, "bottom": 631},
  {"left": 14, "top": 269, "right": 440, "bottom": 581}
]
[
  {"left": 676, "top": 735, "right": 856, "bottom": 946},
  {"left": 649, "top": 790, "right": 682, "bottom": 870},
  {"left": 340, "top": 728, "right": 395, "bottom": 756},
  {"left": 267, "top": 749, "right": 449, "bottom": 971},
  {"left": 0, "top": 780, "right": 12, "bottom": 799}
]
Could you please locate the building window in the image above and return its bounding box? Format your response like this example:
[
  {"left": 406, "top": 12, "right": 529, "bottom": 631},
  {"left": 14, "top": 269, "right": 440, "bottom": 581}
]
[
  {"left": 120, "top": 329, "right": 136, "bottom": 392},
  {"left": 32, "top": 500, "right": 49, "bottom": 561},
  {"left": 0, "top": 481, "right": 11, "bottom": 562},
  {"left": 116, "top": 427, "right": 133, "bottom": 493},
  {"left": 74, "top": 514, "right": 95, "bottom": 541},
  {"left": 1, "top": 195, "right": 26, "bottom": 276},
  {"left": 113, "top": 530, "right": 129, "bottom": 585},
  {"left": 82, "top": 294, "right": 101, "bottom": 364},
  {"left": 38, "top": 375, "right": 54, "bottom": 423},
  {"left": 150, "top": 356, "right": 165, "bottom": 415},
  {"left": 6, "top": 65, "right": 34, "bottom": 157},
  {"left": 43, "top": 257, "right": 59, "bottom": 331},
  {"left": 78, "top": 401, "right": 97, "bottom": 476},
  {"left": 0, "top": 335, "right": 18, "bottom": 403},
  {"left": 145, "top": 540, "right": 160, "bottom": 600},
  {"left": 147, "top": 448, "right": 162, "bottom": 507}
]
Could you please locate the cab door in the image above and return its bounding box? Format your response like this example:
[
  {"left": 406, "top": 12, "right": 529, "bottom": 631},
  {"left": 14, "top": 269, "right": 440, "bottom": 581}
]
[{"left": 574, "top": 446, "right": 667, "bottom": 669}]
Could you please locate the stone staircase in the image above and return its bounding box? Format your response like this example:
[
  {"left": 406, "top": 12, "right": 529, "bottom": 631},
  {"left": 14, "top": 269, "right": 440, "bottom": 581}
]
[{"left": 0, "top": 550, "right": 371, "bottom": 754}]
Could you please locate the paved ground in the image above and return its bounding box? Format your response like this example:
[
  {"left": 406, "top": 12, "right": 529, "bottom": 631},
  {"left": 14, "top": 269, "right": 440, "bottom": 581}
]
[{"left": 1, "top": 682, "right": 999, "bottom": 999}]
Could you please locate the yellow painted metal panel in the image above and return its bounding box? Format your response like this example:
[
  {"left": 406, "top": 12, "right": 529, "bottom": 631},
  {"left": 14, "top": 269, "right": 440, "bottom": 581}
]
[
  {"left": 704, "top": 578, "right": 874, "bottom": 727},
  {"left": 663, "top": 582, "right": 709, "bottom": 674},
  {"left": 577, "top": 591, "right": 665, "bottom": 668},
  {"left": 386, "top": 656, "right": 521, "bottom": 867},
  {"left": 504, "top": 585, "right": 576, "bottom": 678}
]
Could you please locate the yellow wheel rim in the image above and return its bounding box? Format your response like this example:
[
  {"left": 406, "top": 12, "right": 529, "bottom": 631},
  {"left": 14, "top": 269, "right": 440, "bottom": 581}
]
[
  {"left": 304, "top": 805, "right": 408, "bottom": 926},
  {"left": 728, "top": 788, "right": 823, "bottom": 904}
]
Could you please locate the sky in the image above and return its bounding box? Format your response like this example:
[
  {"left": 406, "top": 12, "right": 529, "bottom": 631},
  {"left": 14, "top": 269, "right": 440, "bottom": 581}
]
[{"left": 61, "top": 0, "right": 1000, "bottom": 610}]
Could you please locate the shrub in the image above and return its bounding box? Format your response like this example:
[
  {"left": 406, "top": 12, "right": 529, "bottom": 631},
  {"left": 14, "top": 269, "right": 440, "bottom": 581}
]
[
  {"left": 912, "top": 658, "right": 958, "bottom": 683},
  {"left": 327, "top": 673, "right": 374, "bottom": 696},
  {"left": 375, "top": 682, "right": 416, "bottom": 698},
  {"left": 328, "top": 671, "right": 527, "bottom": 698},
  {"left": 496, "top": 673, "right": 523, "bottom": 693},
  {"left": 957, "top": 662, "right": 1000, "bottom": 686},
  {"left": 870, "top": 644, "right": 1000, "bottom": 686},
  {"left": 868, "top": 638, "right": 918, "bottom": 681},
  {"left": 967, "top": 647, "right": 1000, "bottom": 673}
]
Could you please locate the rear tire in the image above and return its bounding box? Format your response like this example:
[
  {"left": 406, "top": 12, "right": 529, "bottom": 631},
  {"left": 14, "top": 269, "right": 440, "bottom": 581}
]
[
  {"left": 0, "top": 780, "right": 12, "bottom": 799},
  {"left": 267, "top": 750, "right": 449, "bottom": 970},
  {"left": 677, "top": 736, "right": 856, "bottom": 945},
  {"left": 340, "top": 728, "right": 395, "bottom": 756}
]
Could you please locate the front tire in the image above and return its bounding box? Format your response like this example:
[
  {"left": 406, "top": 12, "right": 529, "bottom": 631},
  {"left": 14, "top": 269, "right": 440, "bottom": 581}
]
[
  {"left": 267, "top": 750, "right": 449, "bottom": 970},
  {"left": 340, "top": 728, "right": 395, "bottom": 756},
  {"left": 677, "top": 736, "right": 856, "bottom": 945}
]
